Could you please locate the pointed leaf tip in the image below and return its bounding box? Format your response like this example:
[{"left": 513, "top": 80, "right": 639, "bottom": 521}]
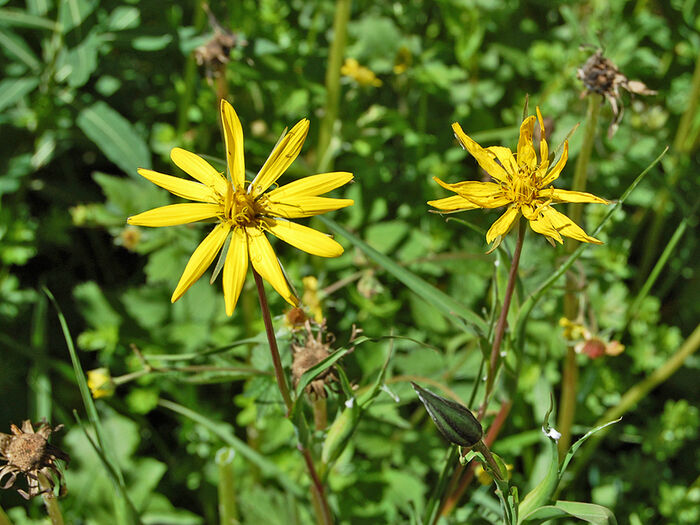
[{"left": 411, "top": 382, "right": 483, "bottom": 447}]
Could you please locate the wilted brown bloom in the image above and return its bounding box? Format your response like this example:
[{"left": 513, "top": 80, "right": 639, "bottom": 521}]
[
  {"left": 577, "top": 49, "right": 657, "bottom": 138},
  {"left": 291, "top": 321, "right": 338, "bottom": 399},
  {"left": 193, "top": 4, "right": 245, "bottom": 82},
  {"left": 0, "top": 420, "right": 70, "bottom": 499}
]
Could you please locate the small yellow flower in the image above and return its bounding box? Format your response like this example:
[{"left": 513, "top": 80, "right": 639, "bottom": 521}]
[
  {"left": 301, "top": 275, "right": 324, "bottom": 323},
  {"left": 87, "top": 368, "right": 115, "bottom": 398},
  {"left": 429, "top": 108, "right": 609, "bottom": 248},
  {"left": 341, "top": 58, "right": 383, "bottom": 87},
  {"left": 128, "top": 100, "right": 354, "bottom": 316}
]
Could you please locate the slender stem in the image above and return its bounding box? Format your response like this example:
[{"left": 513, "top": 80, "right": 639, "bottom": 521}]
[
  {"left": 217, "top": 448, "right": 238, "bottom": 525},
  {"left": 478, "top": 220, "right": 526, "bottom": 419},
  {"left": 251, "top": 269, "right": 333, "bottom": 525},
  {"left": 252, "top": 269, "right": 294, "bottom": 411},
  {"left": 317, "top": 0, "right": 351, "bottom": 172},
  {"left": 558, "top": 94, "right": 601, "bottom": 456},
  {"left": 312, "top": 397, "right": 328, "bottom": 431},
  {"left": 38, "top": 474, "right": 64, "bottom": 525},
  {"left": 472, "top": 440, "right": 503, "bottom": 481}
]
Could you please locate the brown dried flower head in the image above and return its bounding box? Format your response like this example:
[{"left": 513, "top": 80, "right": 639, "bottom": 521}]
[
  {"left": 577, "top": 49, "right": 656, "bottom": 138},
  {"left": 193, "top": 4, "right": 245, "bottom": 82},
  {"left": 0, "top": 420, "right": 70, "bottom": 499},
  {"left": 291, "top": 320, "right": 339, "bottom": 399}
]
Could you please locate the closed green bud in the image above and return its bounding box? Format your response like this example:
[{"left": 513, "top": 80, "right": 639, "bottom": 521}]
[{"left": 411, "top": 382, "right": 483, "bottom": 447}]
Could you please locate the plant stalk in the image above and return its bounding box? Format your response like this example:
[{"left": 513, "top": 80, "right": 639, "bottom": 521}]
[
  {"left": 317, "top": 0, "right": 351, "bottom": 172},
  {"left": 559, "top": 94, "right": 601, "bottom": 456},
  {"left": 38, "top": 473, "right": 64, "bottom": 525},
  {"left": 252, "top": 269, "right": 333, "bottom": 525},
  {"left": 478, "top": 219, "right": 526, "bottom": 419}
]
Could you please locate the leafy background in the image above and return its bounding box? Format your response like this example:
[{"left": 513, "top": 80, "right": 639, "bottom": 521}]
[{"left": 1, "top": 0, "right": 698, "bottom": 523}]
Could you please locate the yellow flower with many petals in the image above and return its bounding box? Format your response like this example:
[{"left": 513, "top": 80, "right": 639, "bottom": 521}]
[
  {"left": 429, "top": 108, "right": 609, "bottom": 248},
  {"left": 128, "top": 100, "right": 354, "bottom": 316}
]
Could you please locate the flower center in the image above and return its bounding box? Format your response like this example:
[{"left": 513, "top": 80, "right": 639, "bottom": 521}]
[
  {"left": 222, "top": 182, "right": 264, "bottom": 227},
  {"left": 505, "top": 168, "right": 538, "bottom": 206}
]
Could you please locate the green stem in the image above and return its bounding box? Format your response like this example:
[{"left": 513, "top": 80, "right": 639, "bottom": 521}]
[
  {"left": 472, "top": 440, "right": 504, "bottom": 481},
  {"left": 567, "top": 322, "right": 700, "bottom": 482},
  {"left": 216, "top": 448, "right": 238, "bottom": 525},
  {"left": 177, "top": 1, "right": 207, "bottom": 136},
  {"left": 558, "top": 94, "right": 601, "bottom": 456},
  {"left": 478, "top": 219, "right": 526, "bottom": 419},
  {"left": 38, "top": 473, "right": 64, "bottom": 525},
  {"left": 251, "top": 270, "right": 333, "bottom": 525},
  {"left": 316, "top": 0, "right": 351, "bottom": 172}
]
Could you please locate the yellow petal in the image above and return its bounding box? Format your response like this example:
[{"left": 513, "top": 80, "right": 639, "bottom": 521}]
[
  {"left": 250, "top": 119, "right": 310, "bottom": 198},
  {"left": 517, "top": 115, "right": 537, "bottom": 171},
  {"left": 451, "top": 123, "right": 509, "bottom": 182},
  {"left": 172, "top": 222, "right": 231, "bottom": 302},
  {"left": 220, "top": 100, "right": 246, "bottom": 189},
  {"left": 540, "top": 206, "right": 602, "bottom": 244},
  {"left": 171, "top": 147, "right": 228, "bottom": 196},
  {"left": 266, "top": 196, "right": 354, "bottom": 218},
  {"left": 434, "top": 178, "right": 510, "bottom": 208},
  {"left": 266, "top": 219, "right": 344, "bottom": 257},
  {"left": 246, "top": 226, "right": 297, "bottom": 305},
  {"left": 546, "top": 189, "right": 610, "bottom": 204},
  {"left": 540, "top": 141, "right": 568, "bottom": 187},
  {"left": 266, "top": 171, "right": 353, "bottom": 200},
  {"left": 524, "top": 205, "right": 563, "bottom": 243},
  {"left": 128, "top": 203, "right": 220, "bottom": 227},
  {"left": 536, "top": 107, "right": 548, "bottom": 165},
  {"left": 486, "top": 206, "right": 520, "bottom": 244},
  {"left": 137, "top": 168, "right": 217, "bottom": 202},
  {"left": 427, "top": 195, "right": 480, "bottom": 211},
  {"left": 223, "top": 227, "right": 248, "bottom": 316},
  {"left": 487, "top": 146, "right": 518, "bottom": 173}
]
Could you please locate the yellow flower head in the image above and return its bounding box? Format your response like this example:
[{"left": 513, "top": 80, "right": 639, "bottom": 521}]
[
  {"left": 128, "top": 100, "right": 354, "bottom": 316},
  {"left": 428, "top": 108, "right": 609, "bottom": 247},
  {"left": 341, "top": 58, "right": 383, "bottom": 87},
  {"left": 87, "top": 368, "right": 115, "bottom": 399}
]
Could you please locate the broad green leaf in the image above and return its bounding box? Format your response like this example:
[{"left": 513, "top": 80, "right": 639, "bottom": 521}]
[
  {"left": 0, "top": 27, "right": 40, "bottom": 70},
  {"left": 524, "top": 501, "right": 617, "bottom": 525},
  {"left": 0, "top": 8, "right": 59, "bottom": 30},
  {"left": 58, "top": 0, "right": 96, "bottom": 34},
  {"left": 0, "top": 77, "right": 39, "bottom": 111},
  {"left": 319, "top": 216, "right": 486, "bottom": 334},
  {"left": 77, "top": 102, "right": 152, "bottom": 176},
  {"left": 108, "top": 6, "right": 139, "bottom": 31},
  {"left": 55, "top": 29, "right": 99, "bottom": 87}
]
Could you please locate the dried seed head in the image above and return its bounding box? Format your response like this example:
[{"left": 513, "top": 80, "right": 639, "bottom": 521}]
[
  {"left": 577, "top": 49, "right": 656, "bottom": 138},
  {"left": 0, "top": 420, "right": 70, "bottom": 499},
  {"left": 291, "top": 321, "right": 338, "bottom": 399},
  {"left": 193, "top": 4, "right": 245, "bottom": 82}
]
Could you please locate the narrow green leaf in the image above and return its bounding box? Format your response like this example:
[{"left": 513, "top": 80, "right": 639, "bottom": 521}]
[
  {"left": 319, "top": 216, "right": 486, "bottom": 335},
  {"left": 0, "top": 8, "right": 59, "bottom": 30},
  {"left": 58, "top": 0, "right": 96, "bottom": 34},
  {"left": 524, "top": 501, "right": 617, "bottom": 525},
  {"left": 0, "top": 28, "right": 40, "bottom": 70},
  {"left": 518, "top": 426, "right": 560, "bottom": 522},
  {"left": 411, "top": 382, "right": 483, "bottom": 447},
  {"left": 0, "top": 77, "right": 39, "bottom": 111},
  {"left": 559, "top": 418, "right": 622, "bottom": 478},
  {"left": 293, "top": 348, "right": 350, "bottom": 401},
  {"left": 158, "top": 399, "right": 303, "bottom": 498},
  {"left": 77, "top": 101, "right": 152, "bottom": 176}
]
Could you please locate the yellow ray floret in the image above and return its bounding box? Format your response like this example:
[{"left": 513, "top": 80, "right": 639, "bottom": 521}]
[
  {"left": 429, "top": 107, "right": 609, "bottom": 247},
  {"left": 127, "top": 99, "right": 353, "bottom": 316}
]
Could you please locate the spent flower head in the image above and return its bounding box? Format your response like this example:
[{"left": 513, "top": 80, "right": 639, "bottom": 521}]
[
  {"left": 0, "top": 420, "right": 69, "bottom": 499},
  {"left": 128, "top": 100, "right": 353, "bottom": 316},
  {"left": 429, "top": 107, "right": 610, "bottom": 249}
]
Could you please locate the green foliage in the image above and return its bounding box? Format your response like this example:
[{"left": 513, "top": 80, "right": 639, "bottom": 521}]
[{"left": 1, "top": 0, "right": 698, "bottom": 524}]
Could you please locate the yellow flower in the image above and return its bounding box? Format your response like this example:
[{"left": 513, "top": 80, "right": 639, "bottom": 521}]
[
  {"left": 428, "top": 108, "right": 609, "bottom": 247},
  {"left": 341, "top": 58, "right": 383, "bottom": 87},
  {"left": 87, "top": 368, "right": 115, "bottom": 399},
  {"left": 128, "top": 100, "right": 354, "bottom": 316}
]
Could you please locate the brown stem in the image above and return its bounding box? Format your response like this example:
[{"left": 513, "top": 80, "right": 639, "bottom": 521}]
[
  {"left": 252, "top": 269, "right": 294, "bottom": 412},
  {"left": 478, "top": 219, "right": 526, "bottom": 419},
  {"left": 252, "top": 269, "right": 333, "bottom": 525}
]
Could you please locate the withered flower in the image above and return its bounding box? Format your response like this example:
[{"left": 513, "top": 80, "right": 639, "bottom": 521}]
[
  {"left": 0, "top": 420, "right": 70, "bottom": 499},
  {"left": 193, "top": 4, "right": 245, "bottom": 82},
  {"left": 577, "top": 49, "right": 656, "bottom": 138},
  {"left": 291, "top": 321, "right": 339, "bottom": 399}
]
